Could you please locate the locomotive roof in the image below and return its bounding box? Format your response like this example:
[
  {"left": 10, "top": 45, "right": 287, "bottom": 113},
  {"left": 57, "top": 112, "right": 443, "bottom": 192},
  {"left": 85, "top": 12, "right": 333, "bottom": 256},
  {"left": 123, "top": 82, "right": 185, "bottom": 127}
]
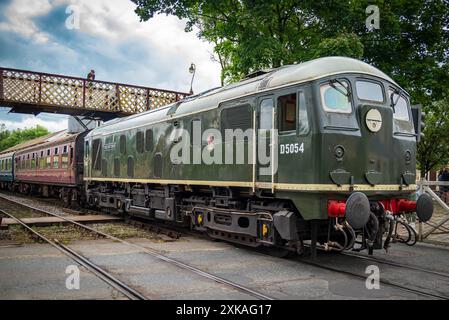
[{"left": 87, "top": 56, "right": 402, "bottom": 137}]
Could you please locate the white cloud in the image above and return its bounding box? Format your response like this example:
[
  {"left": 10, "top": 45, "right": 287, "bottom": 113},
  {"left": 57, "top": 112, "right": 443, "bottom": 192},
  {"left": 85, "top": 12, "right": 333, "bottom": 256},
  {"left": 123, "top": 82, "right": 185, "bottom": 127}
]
[
  {"left": 0, "top": 0, "right": 222, "bottom": 132},
  {"left": 0, "top": 0, "right": 52, "bottom": 43},
  {"left": 71, "top": 0, "right": 221, "bottom": 92},
  {"left": 0, "top": 0, "right": 221, "bottom": 92},
  {"left": 1, "top": 115, "right": 68, "bottom": 132}
]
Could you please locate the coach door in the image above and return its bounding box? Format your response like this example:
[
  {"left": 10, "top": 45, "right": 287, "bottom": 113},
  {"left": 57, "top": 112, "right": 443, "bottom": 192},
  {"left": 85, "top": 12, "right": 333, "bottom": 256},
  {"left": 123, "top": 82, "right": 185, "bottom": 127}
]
[{"left": 256, "top": 96, "right": 277, "bottom": 191}]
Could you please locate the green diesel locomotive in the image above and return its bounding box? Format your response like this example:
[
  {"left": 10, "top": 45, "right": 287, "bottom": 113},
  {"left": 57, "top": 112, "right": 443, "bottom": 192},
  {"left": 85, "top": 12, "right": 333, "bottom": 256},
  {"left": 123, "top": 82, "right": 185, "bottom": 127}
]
[{"left": 84, "top": 57, "right": 433, "bottom": 256}]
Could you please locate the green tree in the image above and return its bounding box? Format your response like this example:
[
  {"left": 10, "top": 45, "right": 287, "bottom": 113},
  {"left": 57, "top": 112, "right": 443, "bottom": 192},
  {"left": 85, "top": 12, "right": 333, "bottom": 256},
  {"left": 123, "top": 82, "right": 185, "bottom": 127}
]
[
  {"left": 132, "top": 1, "right": 366, "bottom": 83},
  {"left": 132, "top": 0, "right": 449, "bottom": 171},
  {"left": 0, "top": 125, "right": 50, "bottom": 152},
  {"left": 417, "top": 99, "right": 449, "bottom": 177}
]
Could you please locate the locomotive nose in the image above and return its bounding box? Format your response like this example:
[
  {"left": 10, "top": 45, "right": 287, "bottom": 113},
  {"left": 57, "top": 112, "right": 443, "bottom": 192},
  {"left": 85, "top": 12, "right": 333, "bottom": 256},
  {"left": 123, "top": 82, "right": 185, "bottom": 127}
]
[{"left": 345, "top": 192, "right": 371, "bottom": 229}]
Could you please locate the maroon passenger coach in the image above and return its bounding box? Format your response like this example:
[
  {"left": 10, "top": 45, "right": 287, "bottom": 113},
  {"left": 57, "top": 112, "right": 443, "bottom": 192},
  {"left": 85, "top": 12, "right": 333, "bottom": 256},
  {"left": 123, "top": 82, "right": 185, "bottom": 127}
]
[{"left": 14, "top": 130, "right": 87, "bottom": 205}]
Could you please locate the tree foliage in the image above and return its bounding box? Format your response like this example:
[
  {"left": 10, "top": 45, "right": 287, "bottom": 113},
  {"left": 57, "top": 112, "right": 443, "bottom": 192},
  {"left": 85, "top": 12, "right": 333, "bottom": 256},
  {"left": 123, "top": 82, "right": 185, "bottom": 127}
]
[
  {"left": 417, "top": 98, "right": 449, "bottom": 176},
  {"left": 132, "top": 0, "right": 449, "bottom": 171},
  {"left": 0, "top": 124, "right": 50, "bottom": 152}
]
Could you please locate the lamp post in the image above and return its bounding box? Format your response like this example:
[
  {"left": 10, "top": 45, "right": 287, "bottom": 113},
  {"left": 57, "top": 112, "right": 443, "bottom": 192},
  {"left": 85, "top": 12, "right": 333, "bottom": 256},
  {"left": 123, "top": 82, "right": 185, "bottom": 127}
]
[{"left": 189, "top": 63, "right": 196, "bottom": 95}]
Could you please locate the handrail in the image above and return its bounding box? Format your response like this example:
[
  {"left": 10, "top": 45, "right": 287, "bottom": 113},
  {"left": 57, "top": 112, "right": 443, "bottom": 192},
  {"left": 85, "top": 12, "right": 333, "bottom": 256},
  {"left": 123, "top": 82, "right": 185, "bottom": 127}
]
[{"left": 0, "top": 66, "right": 188, "bottom": 95}]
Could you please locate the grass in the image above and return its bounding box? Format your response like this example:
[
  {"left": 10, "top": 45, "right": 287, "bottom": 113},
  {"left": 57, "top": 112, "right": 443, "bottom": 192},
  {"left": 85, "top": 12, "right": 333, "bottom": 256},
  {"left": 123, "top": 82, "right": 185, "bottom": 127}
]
[{"left": 0, "top": 222, "right": 168, "bottom": 245}]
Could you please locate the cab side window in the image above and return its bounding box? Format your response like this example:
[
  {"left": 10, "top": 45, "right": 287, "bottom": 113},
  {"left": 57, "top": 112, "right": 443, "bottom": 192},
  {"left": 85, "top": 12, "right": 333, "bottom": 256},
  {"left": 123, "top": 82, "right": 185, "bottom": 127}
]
[{"left": 278, "top": 93, "right": 296, "bottom": 132}]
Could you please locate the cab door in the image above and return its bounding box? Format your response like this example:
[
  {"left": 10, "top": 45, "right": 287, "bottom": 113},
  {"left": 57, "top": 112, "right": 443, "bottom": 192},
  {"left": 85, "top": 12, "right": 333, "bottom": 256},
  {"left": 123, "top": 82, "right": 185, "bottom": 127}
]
[
  {"left": 276, "top": 89, "right": 311, "bottom": 186},
  {"left": 256, "top": 96, "right": 277, "bottom": 190}
]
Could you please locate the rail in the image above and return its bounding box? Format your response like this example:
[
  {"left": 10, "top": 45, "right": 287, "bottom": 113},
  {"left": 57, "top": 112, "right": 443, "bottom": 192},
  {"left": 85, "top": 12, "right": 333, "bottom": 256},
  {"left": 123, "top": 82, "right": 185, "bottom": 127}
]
[
  {"left": 0, "top": 67, "right": 189, "bottom": 116},
  {"left": 417, "top": 179, "right": 449, "bottom": 241},
  {"left": 0, "top": 193, "right": 274, "bottom": 300},
  {"left": 0, "top": 208, "right": 148, "bottom": 300}
]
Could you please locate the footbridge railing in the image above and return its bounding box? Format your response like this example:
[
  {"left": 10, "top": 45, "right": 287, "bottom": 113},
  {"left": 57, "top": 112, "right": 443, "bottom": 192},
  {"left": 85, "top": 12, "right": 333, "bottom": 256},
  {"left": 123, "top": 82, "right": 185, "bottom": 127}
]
[{"left": 0, "top": 67, "right": 189, "bottom": 117}]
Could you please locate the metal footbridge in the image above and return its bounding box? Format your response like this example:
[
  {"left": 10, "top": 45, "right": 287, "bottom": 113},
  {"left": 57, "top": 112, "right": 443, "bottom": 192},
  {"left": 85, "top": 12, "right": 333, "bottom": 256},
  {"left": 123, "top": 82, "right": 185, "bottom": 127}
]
[{"left": 0, "top": 67, "right": 189, "bottom": 120}]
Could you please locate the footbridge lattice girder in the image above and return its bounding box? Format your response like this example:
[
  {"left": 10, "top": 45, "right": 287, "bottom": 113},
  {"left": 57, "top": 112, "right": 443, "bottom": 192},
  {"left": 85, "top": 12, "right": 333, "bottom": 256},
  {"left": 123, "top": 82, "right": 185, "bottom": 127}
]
[{"left": 0, "top": 67, "right": 189, "bottom": 119}]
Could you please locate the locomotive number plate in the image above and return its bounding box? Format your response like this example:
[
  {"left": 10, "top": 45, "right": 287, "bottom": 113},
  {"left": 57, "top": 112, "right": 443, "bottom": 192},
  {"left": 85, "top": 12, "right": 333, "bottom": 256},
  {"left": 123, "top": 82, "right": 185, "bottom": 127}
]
[{"left": 280, "top": 143, "right": 304, "bottom": 155}]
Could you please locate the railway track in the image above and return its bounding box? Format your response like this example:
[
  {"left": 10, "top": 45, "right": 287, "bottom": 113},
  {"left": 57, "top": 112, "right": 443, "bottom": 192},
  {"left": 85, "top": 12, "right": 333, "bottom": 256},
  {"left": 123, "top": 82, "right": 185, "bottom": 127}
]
[
  {"left": 3, "top": 191, "right": 448, "bottom": 300},
  {"left": 0, "top": 193, "right": 274, "bottom": 300},
  {"left": 11, "top": 195, "right": 185, "bottom": 240},
  {"left": 0, "top": 208, "right": 147, "bottom": 300},
  {"left": 127, "top": 214, "right": 449, "bottom": 300},
  {"left": 341, "top": 251, "right": 449, "bottom": 280},
  {"left": 295, "top": 256, "right": 448, "bottom": 300}
]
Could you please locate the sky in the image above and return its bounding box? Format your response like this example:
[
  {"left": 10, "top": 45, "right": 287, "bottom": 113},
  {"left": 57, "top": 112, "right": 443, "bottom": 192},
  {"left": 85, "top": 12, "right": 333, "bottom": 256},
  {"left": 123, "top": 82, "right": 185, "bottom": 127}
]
[{"left": 0, "top": 0, "right": 222, "bottom": 131}]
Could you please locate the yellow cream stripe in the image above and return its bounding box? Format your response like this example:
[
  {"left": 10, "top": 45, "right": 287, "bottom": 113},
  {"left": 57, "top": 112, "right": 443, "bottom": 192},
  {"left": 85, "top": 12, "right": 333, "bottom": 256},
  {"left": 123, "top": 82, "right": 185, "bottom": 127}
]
[{"left": 84, "top": 177, "right": 416, "bottom": 192}]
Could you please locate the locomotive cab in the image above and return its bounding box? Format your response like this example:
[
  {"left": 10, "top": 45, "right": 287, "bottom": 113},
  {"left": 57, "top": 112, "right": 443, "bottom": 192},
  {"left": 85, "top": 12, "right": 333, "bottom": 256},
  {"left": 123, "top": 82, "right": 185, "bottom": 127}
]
[{"left": 308, "top": 74, "right": 432, "bottom": 253}]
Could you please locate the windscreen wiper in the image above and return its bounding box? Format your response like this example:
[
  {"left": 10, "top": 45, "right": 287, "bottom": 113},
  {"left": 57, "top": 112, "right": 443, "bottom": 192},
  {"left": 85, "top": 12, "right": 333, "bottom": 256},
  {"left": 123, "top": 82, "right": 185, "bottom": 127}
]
[
  {"left": 390, "top": 89, "right": 401, "bottom": 110},
  {"left": 330, "top": 79, "right": 350, "bottom": 97}
]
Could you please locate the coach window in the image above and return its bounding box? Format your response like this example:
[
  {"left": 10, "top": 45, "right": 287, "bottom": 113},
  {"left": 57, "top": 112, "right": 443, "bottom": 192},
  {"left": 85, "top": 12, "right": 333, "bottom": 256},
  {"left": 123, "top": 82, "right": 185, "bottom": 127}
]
[
  {"left": 278, "top": 93, "right": 296, "bottom": 132},
  {"left": 145, "top": 129, "right": 154, "bottom": 151},
  {"left": 136, "top": 131, "right": 144, "bottom": 153},
  {"left": 320, "top": 80, "right": 352, "bottom": 113},
  {"left": 62, "top": 151, "right": 69, "bottom": 168},
  {"left": 40, "top": 154, "right": 45, "bottom": 169},
  {"left": 53, "top": 154, "right": 59, "bottom": 169},
  {"left": 70, "top": 147, "right": 74, "bottom": 164},
  {"left": 46, "top": 155, "right": 51, "bottom": 168},
  {"left": 54, "top": 147, "right": 58, "bottom": 155},
  {"left": 31, "top": 153, "right": 36, "bottom": 169}
]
